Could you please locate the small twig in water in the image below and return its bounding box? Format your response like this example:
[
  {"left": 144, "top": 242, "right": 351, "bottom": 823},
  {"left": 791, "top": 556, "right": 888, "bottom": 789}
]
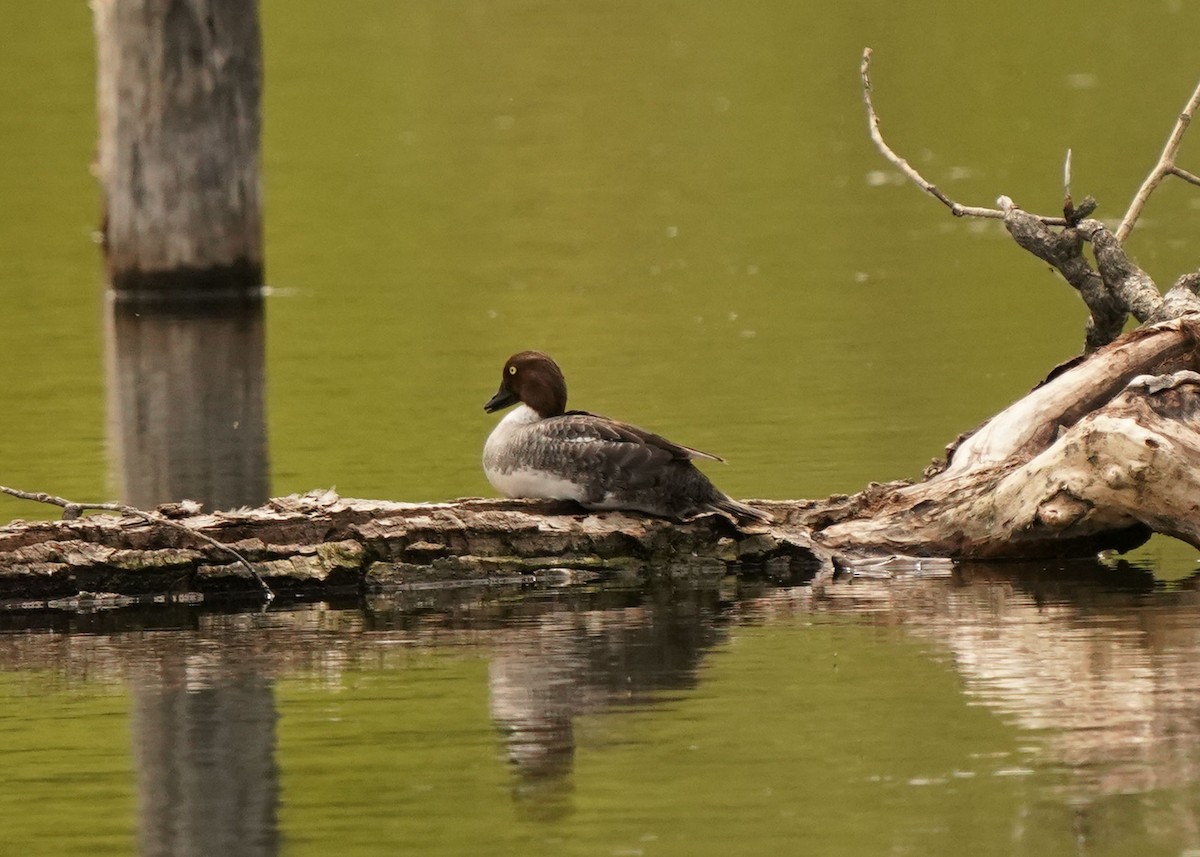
[
  {"left": 860, "top": 47, "right": 1069, "bottom": 226},
  {"left": 1116, "top": 76, "right": 1200, "bottom": 243},
  {"left": 0, "top": 485, "right": 274, "bottom": 602}
]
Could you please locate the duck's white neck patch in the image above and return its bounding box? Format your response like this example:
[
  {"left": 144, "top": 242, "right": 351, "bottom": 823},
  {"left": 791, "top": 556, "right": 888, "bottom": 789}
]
[{"left": 502, "top": 404, "right": 542, "bottom": 425}]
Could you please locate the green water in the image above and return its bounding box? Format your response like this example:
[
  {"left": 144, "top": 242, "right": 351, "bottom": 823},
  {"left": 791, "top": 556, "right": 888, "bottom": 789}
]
[
  {"left": 3, "top": 1, "right": 1200, "bottom": 854},
  {"left": 5, "top": 1, "right": 1200, "bottom": 510},
  {"left": 5, "top": 570, "right": 1200, "bottom": 856}
]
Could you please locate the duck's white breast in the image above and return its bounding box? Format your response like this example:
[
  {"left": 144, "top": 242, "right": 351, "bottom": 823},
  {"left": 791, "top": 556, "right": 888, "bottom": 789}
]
[{"left": 483, "top": 405, "right": 588, "bottom": 501}]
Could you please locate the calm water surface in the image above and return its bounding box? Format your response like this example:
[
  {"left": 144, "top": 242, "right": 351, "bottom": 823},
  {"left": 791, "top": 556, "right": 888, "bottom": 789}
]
[
  {"left": 3, "top": 2, "right": 1200, "bottom": 854},
  {"left": 5, "top": 565, "right": 1200, "bottom": 856}
]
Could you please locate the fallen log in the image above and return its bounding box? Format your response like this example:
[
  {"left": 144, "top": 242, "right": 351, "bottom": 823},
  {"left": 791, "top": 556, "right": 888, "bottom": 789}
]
[
  {"left": 817, "top": 331, "right": 1200, "bottom": 557},
  {"left": 0, "top": 491, "right": 824, "bottom": 603}
]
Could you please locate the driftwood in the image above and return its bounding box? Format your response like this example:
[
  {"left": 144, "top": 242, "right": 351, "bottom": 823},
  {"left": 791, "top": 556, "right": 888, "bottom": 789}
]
[{"left": 4, "top": 53, "right": 1200, "bottom": 605}]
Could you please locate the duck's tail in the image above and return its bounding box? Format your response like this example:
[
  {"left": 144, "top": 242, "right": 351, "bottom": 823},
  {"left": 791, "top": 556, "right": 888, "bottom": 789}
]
[{"left": 712, "top": 496, "right": 772, "bottom": 527}]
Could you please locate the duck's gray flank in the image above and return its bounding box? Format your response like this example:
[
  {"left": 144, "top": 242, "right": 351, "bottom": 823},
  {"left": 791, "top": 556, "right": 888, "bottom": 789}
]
[{"left": 482, "top": 350, "right": 770, "bottom": 525}]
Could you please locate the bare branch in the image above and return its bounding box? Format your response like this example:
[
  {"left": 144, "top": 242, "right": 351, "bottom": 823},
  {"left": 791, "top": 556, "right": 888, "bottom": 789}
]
[
  {"left": 860, "top": 48, "right": 1069, "bottom": 226},
  {"left": 0, "top": 485, "right": 274, "bottom": 602},
  {"left": 1170, "top": 165, "right": 1200, "bottom": 187},
  {"left": 1116, "top": 77, "right": 1200, "bottom": 243}
]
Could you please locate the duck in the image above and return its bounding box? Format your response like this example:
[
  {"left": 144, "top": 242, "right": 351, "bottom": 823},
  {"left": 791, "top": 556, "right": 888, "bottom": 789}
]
[{"left": 482, "top": 350, "right": 770, "bottom": 525}]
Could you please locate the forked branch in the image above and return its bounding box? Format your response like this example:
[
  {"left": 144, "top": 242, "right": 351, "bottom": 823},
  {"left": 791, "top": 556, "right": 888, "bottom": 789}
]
[
  {"left": 1117, "top": 78, "right": 1200, "bottom": 243},
  {"left": 862, "top": 48, "right": 1200, "bottom": 351},
  {"left": 859, "top": 48, "right": 1069, "bottom": 226}
]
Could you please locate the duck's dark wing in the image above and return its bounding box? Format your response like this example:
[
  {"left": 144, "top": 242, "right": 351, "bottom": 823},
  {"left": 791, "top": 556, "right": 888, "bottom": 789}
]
[
  {"left": 532, "top": 412, "right": 769, "bottom": 523},
  {"left": 560, "top": 411, "right": 724, "bottom": 462},
  {"left": 526, "top": 412, "right": 718, "bottom": 497}
]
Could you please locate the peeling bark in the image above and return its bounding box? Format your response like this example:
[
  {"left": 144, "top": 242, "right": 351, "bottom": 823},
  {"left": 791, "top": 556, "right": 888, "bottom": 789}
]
[{"left": 0, "top": 492, "right": 824, "bottom": 602}]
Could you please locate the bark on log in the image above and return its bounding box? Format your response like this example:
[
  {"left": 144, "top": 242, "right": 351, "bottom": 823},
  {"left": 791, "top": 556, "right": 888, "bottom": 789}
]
[
  {"left": 0, "top": 492, "right": 823, "bottom": 604},
  {"left": 94, "top": 0, "right": 263, "bottom": 295}
]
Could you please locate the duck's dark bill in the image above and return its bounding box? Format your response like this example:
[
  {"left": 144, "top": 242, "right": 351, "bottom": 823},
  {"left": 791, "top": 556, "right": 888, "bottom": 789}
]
[{"left": 484, "top": 388, "right": 518, "bottom": 412}]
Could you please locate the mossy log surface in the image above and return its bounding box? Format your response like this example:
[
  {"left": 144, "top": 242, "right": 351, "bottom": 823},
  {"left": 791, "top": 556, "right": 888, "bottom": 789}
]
[{"left": 0, "top": 492, "right": 824, "bottom": 603}]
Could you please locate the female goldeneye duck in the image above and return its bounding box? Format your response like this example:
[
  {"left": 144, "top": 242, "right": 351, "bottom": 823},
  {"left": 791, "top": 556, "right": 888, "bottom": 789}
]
[{"left": 482, "top": 350, "right": 770, "bottom": 526}]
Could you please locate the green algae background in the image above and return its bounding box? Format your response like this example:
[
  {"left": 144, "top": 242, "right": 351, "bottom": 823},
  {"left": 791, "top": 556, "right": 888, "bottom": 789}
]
[
  {"left": 0, "top": 673, "right": 136, "bottom": 856},
  {"left": 4, "top": 2, "right": 1200, "bottom": 519}
]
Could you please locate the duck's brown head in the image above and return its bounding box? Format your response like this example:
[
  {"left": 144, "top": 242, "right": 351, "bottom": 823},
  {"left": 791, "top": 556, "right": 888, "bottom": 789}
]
[{"left": 484, "top": 350, "right": 568, "bottom": 418}]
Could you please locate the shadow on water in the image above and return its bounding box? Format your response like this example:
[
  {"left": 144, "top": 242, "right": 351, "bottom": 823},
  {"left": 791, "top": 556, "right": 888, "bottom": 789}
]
[
  {"left": 3, "top": 562, "right": 1200, "bottom": 851},
  {"left": 105, "top": 295, "right": 270, "bottom": 511}
]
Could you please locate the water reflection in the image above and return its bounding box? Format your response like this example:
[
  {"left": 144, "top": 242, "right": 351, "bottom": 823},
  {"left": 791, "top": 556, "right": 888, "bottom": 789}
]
[
  {"left": 105, "top": 297, "right": 270, "bottom": 511},
  {"left": 132, "top": 667, "right": 279, "bottom": 857},
  {"left": 483, "top": 586, "right": 728, "bottom": 819},
  {"left": 750, "top": 562, "right": 1200, "bottom": 800},
  {"left": 2, "top": 568, "right": 1200, "bottom": 853}
]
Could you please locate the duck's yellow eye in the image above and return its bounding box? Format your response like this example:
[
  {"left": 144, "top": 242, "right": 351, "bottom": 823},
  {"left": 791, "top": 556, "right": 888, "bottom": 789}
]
[{"left": 508, "top": 365, "right": 517, "bottom": 375}]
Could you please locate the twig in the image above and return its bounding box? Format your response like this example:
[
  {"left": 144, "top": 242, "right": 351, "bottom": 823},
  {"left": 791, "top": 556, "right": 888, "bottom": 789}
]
[
  {"left": 1171, "top": 165, "right": 1200, "bottom": 187},
  {"left": 1063, "top": 148, "right": 1072, "bottom": 209},
  {"left": 860, "top": 48, "right": 1069, "bottom": 226},
  {"left": 0, "top": 485, "right": 275, "bottom": 602},
  {"left": 1116, "top": 76, "right": 1200, "bottom": 243}
]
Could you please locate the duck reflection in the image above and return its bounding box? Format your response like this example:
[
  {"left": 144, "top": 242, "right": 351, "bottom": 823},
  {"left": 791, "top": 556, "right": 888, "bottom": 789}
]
[
  {"left": 105, "top": 297, "right": 269, "bottom": 511},
  {"left": 484, "top": 584, "right": 730, "bottom": 820}
]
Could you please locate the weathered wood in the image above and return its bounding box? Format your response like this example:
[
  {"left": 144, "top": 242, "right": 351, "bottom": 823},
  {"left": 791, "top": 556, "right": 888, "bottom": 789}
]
[
  {"left": 817, "top": 320, "right": 1200, "bottom": 558},
  {"left": 94, "top": 0, "right": 263, "bottom": 295},
  {"left": 4, "top": 324, "right": 1200, "bottom": 600},
  {"left": 0, "top": 492, "right": 823, "bottom": 602},
  {"left": 6, "top": 318, "right": 1200, "bottom": 601}
]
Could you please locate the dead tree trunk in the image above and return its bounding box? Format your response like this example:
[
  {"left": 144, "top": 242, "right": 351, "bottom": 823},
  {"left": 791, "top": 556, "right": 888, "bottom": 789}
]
[
  {"left": 808, "top": 321, "right": 1200, "bottom": 558},
  {"left": 806, "top": 52, "right": 1200, "bottom": 561},
  {"left": 93, "top": 0, "right": 263, "bottom": 297}
]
